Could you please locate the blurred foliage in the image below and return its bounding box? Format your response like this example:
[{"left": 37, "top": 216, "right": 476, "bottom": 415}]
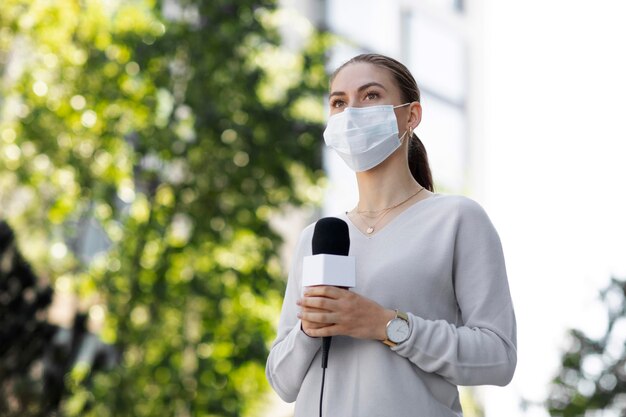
[
  {"left": 0, "top": 0, "right": 331, "bottom": 415},
  {"left": 547, "top": 277, "right": 626, "bottom": 416},
  {"left": 459, "top": 387, "right": 484, "bottom": 417}
]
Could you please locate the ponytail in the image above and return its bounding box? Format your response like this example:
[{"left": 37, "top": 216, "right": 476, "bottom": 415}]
[
  {"left": 408, "top": 134, "right": 433, "bottom": 192},
  {"left": 332, "top": 53, "right": 434, "bottom": 191}
]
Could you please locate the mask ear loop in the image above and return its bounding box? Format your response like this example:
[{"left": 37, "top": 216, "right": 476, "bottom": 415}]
[{"left": 396, "top": 104, "right": 413, "bottom": 142}]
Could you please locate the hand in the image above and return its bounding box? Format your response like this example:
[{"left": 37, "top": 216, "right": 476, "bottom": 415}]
[{"left": 297, "top": 286, "right": 396, "bottom": 340}]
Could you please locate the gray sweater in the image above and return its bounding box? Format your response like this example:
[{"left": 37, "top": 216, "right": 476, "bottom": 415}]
[{"left": 266, "top": 194, "right": 517, "bottom": 416}]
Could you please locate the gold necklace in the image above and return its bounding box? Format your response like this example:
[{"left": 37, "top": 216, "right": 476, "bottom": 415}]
[
  {"left": 355, "top": 187, "right": 424, "bottom": 234},
  {"left": 356, "top": 186, "right": 424, "bottom": 215}
]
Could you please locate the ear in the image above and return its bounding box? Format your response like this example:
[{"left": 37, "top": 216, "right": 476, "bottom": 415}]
[{"left": 407, "top": 101, "right": 422, "bottom": 131}]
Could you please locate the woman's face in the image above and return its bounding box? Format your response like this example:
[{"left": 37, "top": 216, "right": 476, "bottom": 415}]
[{"left": 328, "top": 62, "right": 418, "bottom": 133}]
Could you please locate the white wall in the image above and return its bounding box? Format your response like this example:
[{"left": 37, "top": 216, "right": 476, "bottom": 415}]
[{"left": 479, "top": 1, "right": 626, "bottom": 415}]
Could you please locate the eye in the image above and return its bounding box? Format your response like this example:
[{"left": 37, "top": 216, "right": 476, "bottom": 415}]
[
  {"left": 330, "top": 98, "right": 345, "bottom": 108},
  {"left": 364, "top": 90, "right": 380, "bottom": 101}
]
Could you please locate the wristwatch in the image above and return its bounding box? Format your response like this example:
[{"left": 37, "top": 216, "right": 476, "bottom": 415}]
[{"left": 383, "top": 310, "right": 410, "bottom": 347}]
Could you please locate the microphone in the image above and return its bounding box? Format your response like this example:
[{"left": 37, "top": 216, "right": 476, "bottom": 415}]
[{"left": 302, "top": 217, "right": 355, "bottom": 369}]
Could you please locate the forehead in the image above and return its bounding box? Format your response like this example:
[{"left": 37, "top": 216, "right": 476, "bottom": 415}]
[{"left": 331, "top": 62, "right": 397, "bottom": 93}]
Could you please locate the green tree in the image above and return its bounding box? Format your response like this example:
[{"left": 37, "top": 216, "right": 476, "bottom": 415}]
[
  {"left": 0, "top": 0, "right": 330, "bottom": 415},
  {"left": 547, "top": 277, "right": 626, "bottom": 416}
]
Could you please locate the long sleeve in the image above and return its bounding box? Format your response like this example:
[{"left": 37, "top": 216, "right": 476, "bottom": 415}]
[
  {"left": 392, "top": 197, "right": 517, "bottom": 386},
  {"left": 265, "top": 224, "right": 321, "bottom": 402}
]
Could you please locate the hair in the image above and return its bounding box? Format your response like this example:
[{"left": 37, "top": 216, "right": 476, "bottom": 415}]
[{"left": 330, "top": 54, "right": 434, "bottom": 191}]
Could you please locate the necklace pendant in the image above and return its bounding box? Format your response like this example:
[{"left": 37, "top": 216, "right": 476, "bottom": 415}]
[{"left": 366, "top": 226, "right": 374, "bottom": 234}]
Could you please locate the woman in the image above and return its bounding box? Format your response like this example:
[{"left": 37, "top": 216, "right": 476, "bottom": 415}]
[{"left": 266, "top": 54, "right": 516, "bottom": 417}]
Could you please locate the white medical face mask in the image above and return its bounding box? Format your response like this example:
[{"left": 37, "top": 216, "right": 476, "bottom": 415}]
[{"left": 323, "top": 103, "right": 409, "bottom": 172}]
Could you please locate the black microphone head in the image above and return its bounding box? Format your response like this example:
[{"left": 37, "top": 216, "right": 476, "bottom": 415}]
[{"left": 312, "top": 217, "right": 350, "bottom": 256}]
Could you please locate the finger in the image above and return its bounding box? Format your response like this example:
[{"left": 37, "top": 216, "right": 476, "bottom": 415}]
[
  {"left": 303, "top": 285, "right": 345, "bottom": 299},
  {"left": 301, "top": 320, "right": 331, "bottom": 330},
  {"left": 304, "top": 324, "right": 339, "bottom": 338},
  {"left": 300, "top": 306, "right": 329, "bottom": 314},
  {"left": 298, "top": 310, "right": 338, "bottom": 325},
  {"left": 297, "top": 298, "right": 332, "bottom": 313},
  {"left": 298, "top": 296, "right": 337, "bottom": 311}
]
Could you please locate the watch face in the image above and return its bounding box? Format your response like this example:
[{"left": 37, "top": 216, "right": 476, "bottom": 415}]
[{"left": 387, "top": 318, "right": 410, "bottom": 343}]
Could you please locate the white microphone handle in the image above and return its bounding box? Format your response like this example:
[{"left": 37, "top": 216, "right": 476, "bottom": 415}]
[{"left": 302, "top": 254, "right": 356, "bottom": 288}]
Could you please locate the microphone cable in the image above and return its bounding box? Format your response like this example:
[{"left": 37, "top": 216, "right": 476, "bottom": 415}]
[
  {"left": 319, "top": 336, "right": 331, "bottom": 417},
  {"left": 319, "top": 367, "right": 326, "bottom": 417}
]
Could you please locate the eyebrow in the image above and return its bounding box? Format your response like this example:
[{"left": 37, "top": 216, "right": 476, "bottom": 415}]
[{"left": 329, "top": 81, "right": 388, "bottom": 98}]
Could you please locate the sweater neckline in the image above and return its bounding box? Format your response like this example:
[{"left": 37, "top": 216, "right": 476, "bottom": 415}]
[{"left": 342, "top": 193, "right": 440, "bottom": 239}]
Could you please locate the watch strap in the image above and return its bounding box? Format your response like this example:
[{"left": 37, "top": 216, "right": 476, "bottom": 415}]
[{"left": 396, "top": 310, "right": 408, "bottom": 322}]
